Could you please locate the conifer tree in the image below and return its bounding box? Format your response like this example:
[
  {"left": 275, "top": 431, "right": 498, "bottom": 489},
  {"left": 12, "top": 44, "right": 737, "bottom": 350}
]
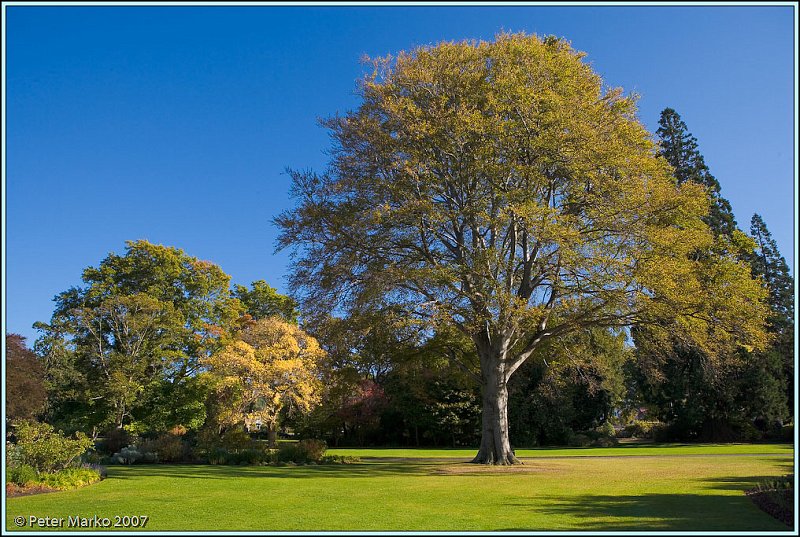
[
  {"left": 749, "top": 213, "right": 794, "bottom": 418},
  {"left": 632, "top": 109, "right": 787, "bottom": 440},
  {"left": 656, "top": 108, "right": 737, "bottom": 238}
]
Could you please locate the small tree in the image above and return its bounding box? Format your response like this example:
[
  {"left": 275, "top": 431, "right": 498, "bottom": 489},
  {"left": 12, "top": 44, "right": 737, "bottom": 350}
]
[
  {"left": 12, "top": 420, "right": 93, "bottom": 473},
  {"left": 203, "top": 317, "right": 326, "bottom": 447}
]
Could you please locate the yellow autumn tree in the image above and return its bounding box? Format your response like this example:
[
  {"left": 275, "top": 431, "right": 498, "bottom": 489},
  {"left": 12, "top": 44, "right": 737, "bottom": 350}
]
[{"left": 203, "top": 317, "right": 326, "bottom": 447}]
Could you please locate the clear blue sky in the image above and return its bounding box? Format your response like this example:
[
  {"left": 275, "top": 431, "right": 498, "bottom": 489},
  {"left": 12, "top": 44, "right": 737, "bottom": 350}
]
[{"left": 4, "top": 4, "right": 796, "bottom": 344}]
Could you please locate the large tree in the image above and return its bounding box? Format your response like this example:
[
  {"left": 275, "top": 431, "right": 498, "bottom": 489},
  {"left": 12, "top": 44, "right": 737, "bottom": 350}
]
[
  {"left": 35, "top": 240, "right": 242, "bottom": 434},
  {"left": 656, "top": 108, "right": 737, "bottom": 237},
  {"left": 631, "top": 112, "right": 792, "bottom": 440},
  {"left": 276, "top": 33, "right": 769, "bottom": 464},
  {"left": 749, "top": 213, "right": 794, "bottom": 418}
]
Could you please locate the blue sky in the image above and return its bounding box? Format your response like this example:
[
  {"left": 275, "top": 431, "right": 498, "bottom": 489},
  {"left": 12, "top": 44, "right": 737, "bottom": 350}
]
[{"left": 4, "top": 4, "right": 796, "bottom": 344}]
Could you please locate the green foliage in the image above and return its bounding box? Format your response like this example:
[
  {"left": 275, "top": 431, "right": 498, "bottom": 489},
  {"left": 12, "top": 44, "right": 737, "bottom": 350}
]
[
  {"left": 597, "top": 421, "right": 616, "bottom": 438},
  {"left": 748, "top": 213, "right": 794, "bottom": 419},
  {"left": 204, "top": 445, "right": 270, "bottom": 466},
  {"left": 752, "top": 474, "right": 793, "bottom": 493},
  {"left": 319, "top": 454, "right": 361, "bottom": 464},
  {"left": 277, "top": 439, "right": 327, "bottom": 464},
  {"left": 197, "top": 426, "right": 254, "bottom": 453},
  {"left": 139, "top": 428, "right": 190, "bottom": 463},
  {"left": 8, "top": 465, "right": 39, "bottom": 486},
  {"left": 509, "top": 328, "right": 630, "bottom": 446},
  {"left": 622, "top": 420, "right": 664, "bottom": 440},
  {"left": 36, "top": 467, "right": 103, "bottom": 490},
  {"left": 567, "top": 433, "right": 592, "bottom": 447},
  {"left": 13, "top": 420, "right": 94, "bottom": 473},
  {"left": 630, "top": 110, "right": 790, "bottom": 446},
  {"left": 35, "top": 239, "right": 243, "bottom": 434},
  {"left": 5, "top": 334, "right": 47, "bottom": 423},
  {"left": 656, "top": 108, "right": 737, "bottom": 237},
  {"left": 111, "top": 445, "right": 157, "bottom": 465},
  {"left": 97, "top": 427, "right": 132, "bottom": 455},
  {"left": 233, "top": 280, "right": 299, "bottom": 324}
]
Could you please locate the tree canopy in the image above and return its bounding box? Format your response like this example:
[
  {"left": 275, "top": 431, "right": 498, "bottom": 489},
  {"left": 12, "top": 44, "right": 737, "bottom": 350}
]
[
  {"left": 203, "top": 317, "right": 326, "bottom": 446},
  {"left": 277, "top": 33, "right": 770, "bottom": 464},
  {"left": 35, "top": 240, "right": 243, "bottom": 434}
]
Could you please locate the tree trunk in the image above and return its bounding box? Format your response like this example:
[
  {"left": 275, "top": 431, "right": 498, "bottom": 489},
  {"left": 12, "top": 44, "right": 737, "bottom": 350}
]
[
  {"left": 471, "top": 346, "right": 521, "bottom": 465},
  {"left": 266, "top": 425, "right": 278, "bottom": 448}
]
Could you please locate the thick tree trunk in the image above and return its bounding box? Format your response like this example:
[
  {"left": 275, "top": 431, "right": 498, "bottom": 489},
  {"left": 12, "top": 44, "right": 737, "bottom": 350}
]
[{"left": 471, "top": 352, "right": 521, "bottom": 465}]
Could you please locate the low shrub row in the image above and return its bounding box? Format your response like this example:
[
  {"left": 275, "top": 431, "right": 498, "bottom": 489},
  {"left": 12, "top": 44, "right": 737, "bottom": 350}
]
[
  {"left": 7, "top": 465, "right": 103, "bottom": 491},
  {"left": 106, "top": 438, "right": 359, "bottom": 466}
]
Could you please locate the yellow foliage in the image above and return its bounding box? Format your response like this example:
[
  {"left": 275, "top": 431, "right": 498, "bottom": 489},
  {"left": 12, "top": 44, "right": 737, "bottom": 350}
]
[{"left": 202, "top": 317, "right": 326, "bottom": 431}]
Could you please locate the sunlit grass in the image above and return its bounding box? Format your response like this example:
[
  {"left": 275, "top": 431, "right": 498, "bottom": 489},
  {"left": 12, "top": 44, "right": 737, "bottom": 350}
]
[
  {"left": 327, "top": 442, "right": 794, "bottom": 458},
  {"left": 6, "top": 445, "right": 792, "bottom": 532}
]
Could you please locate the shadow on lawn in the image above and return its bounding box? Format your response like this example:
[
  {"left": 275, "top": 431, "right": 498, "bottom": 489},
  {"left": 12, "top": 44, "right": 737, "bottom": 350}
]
[
  {"left": 503, "top": 490, "right": 786, "bottom": 531},
  {"left": 108, "top": 462, "right": 439, "bottom": 480}
]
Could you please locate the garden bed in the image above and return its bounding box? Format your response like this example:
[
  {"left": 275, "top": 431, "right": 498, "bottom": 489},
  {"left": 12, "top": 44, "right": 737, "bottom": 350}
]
[{"left": 746, "top": 487, "right": 793, "bottom": 528}]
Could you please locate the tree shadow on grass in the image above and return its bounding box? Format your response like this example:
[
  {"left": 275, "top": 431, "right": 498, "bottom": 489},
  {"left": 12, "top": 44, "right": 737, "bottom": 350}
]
[
  {"left": 503, "top": 491, "right": 788, "bottom": 532},
  {"left": 107, "top": 461, "right": 439, "bottom": 481}
]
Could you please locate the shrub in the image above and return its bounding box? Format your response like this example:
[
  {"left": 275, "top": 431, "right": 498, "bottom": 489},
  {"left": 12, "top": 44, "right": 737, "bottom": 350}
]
[
  {"left": 567, "top": 433, "right": 592, "bottom": 447},
  {"left": 319, "top": 455, "right": 360, "bottom": 465},
  {"left": 234, "top": 448, "right": 270, "bottom": 465},
  {"left": 97, "top": 427, "right": 131, "bottom": 455},
  {"left": 277, "top": 439, "right": 327, "bottom": 463},
  {"left": 139, "top": 432, "right": 189, "bottom": 463},
  {"left": 752, "top": 474, "right": 793, "bottom": 493},
  {"left": 597, "top": 421, "right": 616, "bottom": 438},
  {"left": 780, "top": 424, "right": 793, "bottom": 442},
  {"left": 624, "top": 420, "right": 663, "bottom": 440},
  {"left": 79, "top": 462, "right": 108, "bottom": 478},
  {"left": 13, "top": 420, "right": 94, "bottom": 473},
  {"left": 37, "top": 468, "right": 103, "bottom": 490},
  {"left": 6, "top": 441, "right": 24, "bottom": 467},
  {"left": 110, "top": 445, "right": 157, "bottom": 464},
  {"left": 591, "top": 436, "right": 618, "bottom": 447},
  {"left": 8, "top": 464, "right": 38, "bottom": 486},
  {"left": 737, "top": 420, "right": 763, "bottom": 442},
  {"left": 204, "top": 446, "right": 270, "bottom": 465},
  {"left": 206, "top": 447, "right": 229, "bottom": 465},
  {"left": 209, "top": 427, "right": 254, "bottom": 451}
]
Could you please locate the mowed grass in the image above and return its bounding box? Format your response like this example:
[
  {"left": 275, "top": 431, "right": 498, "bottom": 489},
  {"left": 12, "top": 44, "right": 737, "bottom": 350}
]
[
  {"left": 6, "top": 444, "right": 793, "bottom": 532},
  {"left": 328, "top": 442, "right": 794, "bottom": 459}
]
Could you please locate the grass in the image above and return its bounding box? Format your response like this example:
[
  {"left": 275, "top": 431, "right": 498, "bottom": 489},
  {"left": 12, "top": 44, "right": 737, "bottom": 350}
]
[
  {"left": 327, "top": 442, "right": 795, "bottom": 459},
  {"left": 5, "top": 444, "right": 794, "bottom": 532}
]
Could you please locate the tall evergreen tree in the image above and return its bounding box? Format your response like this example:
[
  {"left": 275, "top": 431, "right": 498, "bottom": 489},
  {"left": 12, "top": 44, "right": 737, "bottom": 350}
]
[
  {"left": 749, "top": 213, "right": 794, "bottom": 418},
  {"left": 749, "top": 214, "right": 794, "bottom": 324},
  {"left": 656, "top": 108, "right": 737, "bottom": 237},
  {"left": 631, "top": 109, "right": 787, "bottom": 440}
]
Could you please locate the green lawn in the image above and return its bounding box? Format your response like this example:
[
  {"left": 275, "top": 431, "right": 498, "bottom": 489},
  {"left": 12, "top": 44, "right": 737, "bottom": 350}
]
[
  {"left": 6, "top": 444, "right": 794, "bottom": 532},
  {"left": 328, "top": 442, "right": 795, "bottom": 459}
]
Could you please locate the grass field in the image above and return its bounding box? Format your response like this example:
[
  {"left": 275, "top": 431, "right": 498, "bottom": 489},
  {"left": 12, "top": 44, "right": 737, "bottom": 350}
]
[
  {"left": 5, "top": 444, "right": 794, "bottom": 532},
  {"left": 328, "top": 442, "right": 795, "bottom": 458}
]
